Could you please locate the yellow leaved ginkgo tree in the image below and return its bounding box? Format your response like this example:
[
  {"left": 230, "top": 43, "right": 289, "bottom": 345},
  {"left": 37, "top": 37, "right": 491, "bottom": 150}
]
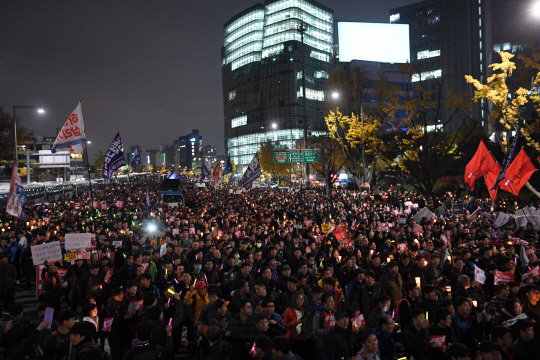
[{"left": 465, "top": 50, "right": 540, "bottom": 196}]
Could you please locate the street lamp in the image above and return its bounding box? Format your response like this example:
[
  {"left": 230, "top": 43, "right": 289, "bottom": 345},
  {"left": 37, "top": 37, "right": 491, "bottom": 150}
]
[
  {"left": 272, "top": 123, "right": 277, "bottom": 129},
  {"left": 332, "top": 92, "right": 339, "bottom": 99},
  {"left": 87, "top": 141, "right": 92, "bottom": 144},
  {"left": 12, "top": 105, "right": 45, "bottom": 164}
]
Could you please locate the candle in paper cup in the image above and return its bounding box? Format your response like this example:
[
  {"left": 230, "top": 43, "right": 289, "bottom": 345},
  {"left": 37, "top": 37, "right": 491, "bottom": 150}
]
[
  {"left": 472, "top": 300, "right": 478, "bottom": 307},
  {"left": 415, "top": 277, "right": 421, "bottom": 287}
]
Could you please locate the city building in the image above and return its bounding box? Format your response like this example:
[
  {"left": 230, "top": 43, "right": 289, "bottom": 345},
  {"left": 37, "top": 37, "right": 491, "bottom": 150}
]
[
  {"left": 222, "top": 0, "right": 334, "bottom": 172},
  {"left": 389, "top": 0, "right": 539, "bottom": 132},
  {"left": 202, "top": 144, "right": 218, "bottom": 168},
  {"left": 328, "top": 60, "right": 411, "bottom": 127},
  {"left": 156, "top": 144, "right": 175, "bottom": 169},
  {"left": 172, "top": 129, "right": 202, "bottom": 170}
]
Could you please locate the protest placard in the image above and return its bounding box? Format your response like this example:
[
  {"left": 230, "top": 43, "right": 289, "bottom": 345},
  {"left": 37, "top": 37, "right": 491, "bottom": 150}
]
[
  {"left": 65, "top": 233, "right": 92, "bottom": 251},
  {"left": 31, "top": 241, "right": 62, "bottom": 265},
  {"left": 324, "top": 313, "right": 335, "bottom": 328},
  {"left": 321, "top": 224, "right": 332, "bottom": 234},
  {"left": 397, "top": 243, "right": 407, "bottom": 252},
  {"left": 494, "top": 213, "right": 511, "bottom": 227},
  {"left": 474, "top": 266, "right": 486, "bottom": 284},
  {"left": 102, "top": 318, "right": 114, "bottom": 331},
  {"left": 351, "top": 314, "right": 365, "bottom": 331}
]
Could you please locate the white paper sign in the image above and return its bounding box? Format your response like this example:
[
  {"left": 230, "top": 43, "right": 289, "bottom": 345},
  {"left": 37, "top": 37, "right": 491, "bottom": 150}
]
[
  {"left": 516, "top": 216, "right": 528, "bottom": 228},
  {"left": 65, "top": 233, "right": 92, "bottom": 251},
  {"left": 413, "top": 208, "right": 433, "bottom": 223},
  {"left": 494, "top": 213, "right": 511, "bottom": 227},
  {"left": 474, "top": 266, "right": 486, "bottom": 284},
  {"left": 31, "top": 241, "right": 63, "bottom": 265}
]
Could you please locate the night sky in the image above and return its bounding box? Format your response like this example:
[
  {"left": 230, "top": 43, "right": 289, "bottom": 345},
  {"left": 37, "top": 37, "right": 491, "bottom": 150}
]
[{"left": 0, "top": 0, "right": 418, "bottom": 160}]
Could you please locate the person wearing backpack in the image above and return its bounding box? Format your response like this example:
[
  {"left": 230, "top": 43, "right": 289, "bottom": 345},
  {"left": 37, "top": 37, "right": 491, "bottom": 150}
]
[
  {"left": 352, "top": 328, "right": 381, "bottom": 360},
  {"left": 42, "top": 309, "right": 77, "bottom": 360},
  {"left": 122, "top": 322, "right": 172, "bottom": 360},
  {"left": 396, "top": 281, "right": 420, "bottom": 327}
]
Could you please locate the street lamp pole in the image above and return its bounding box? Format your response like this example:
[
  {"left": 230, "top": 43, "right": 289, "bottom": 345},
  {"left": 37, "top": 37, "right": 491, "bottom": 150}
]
[{"left": 12, "top": 104, "right": 44, "bottom": 168}]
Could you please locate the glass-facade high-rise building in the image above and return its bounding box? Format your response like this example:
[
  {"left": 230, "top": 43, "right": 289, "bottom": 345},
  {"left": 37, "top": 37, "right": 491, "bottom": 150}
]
[{"left": 222, "top": 0, "right": 334, "bottom": 172}]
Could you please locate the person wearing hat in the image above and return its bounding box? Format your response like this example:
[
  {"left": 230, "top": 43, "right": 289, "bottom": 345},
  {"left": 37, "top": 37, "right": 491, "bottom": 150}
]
[
  {"left": 183, "top": 280, "right": 209, "bottom": 325},
  {"left": 324, "top": 309, "right": 354, "bottom": 360},
  {"left": 214, "top": 298, "right": 231, "bottom": 329}
]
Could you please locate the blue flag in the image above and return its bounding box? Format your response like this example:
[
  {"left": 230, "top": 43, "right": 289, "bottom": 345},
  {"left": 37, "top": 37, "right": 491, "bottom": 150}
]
[
  {"left": 491, "top": 124, "right": 521, "bottom": 190},
  {"left": 132, "top": 146, "right": 141, "bottom": 167},
  {"left": 240, "top": 153, "right": 262, "bottom": 190},
  {"left": 222, "top": 155, "right": 233, "bottom": 176},
  {"left": 200, "top": 162, "right": 210, "bottom": 182},
  {"left": 146, "top": 187, "right": 150, "bottom": 210},
  {"left": 168, "top": 171, "right": 179, "bottom": 179},
  {"left": 102, "top": 132, "right": 127, "bottom": 179}
]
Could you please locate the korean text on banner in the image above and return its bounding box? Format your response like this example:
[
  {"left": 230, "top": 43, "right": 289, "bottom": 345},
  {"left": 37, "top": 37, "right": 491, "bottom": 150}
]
[
  {"left": 64, "top": 233, "right": 92, "bottom": 251},
  {"left": 494, "top": 213, "right": 511, "bottom": 227},
  {"left": 351, "top": 314, "right": 365, "bottom": 331},
  {"left": 31, "top": 241, "right": 62, "bottom": 265},
  {"left": 474, "top": 266, "right": 486, "bottom": 284},
  {"left": 494, "top": 270, "right": 514, "bottom": 285},
  {"left": 51, "top": 102, "right": 86, "bottom": 154},
  {"left": 426, "top": 335, "right": 446, "bottom": 348}
]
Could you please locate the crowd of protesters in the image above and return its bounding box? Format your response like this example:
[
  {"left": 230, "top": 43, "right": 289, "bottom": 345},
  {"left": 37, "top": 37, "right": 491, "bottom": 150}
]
[{"left": 1, "top": 177, "right": 540, "bottom": 360}]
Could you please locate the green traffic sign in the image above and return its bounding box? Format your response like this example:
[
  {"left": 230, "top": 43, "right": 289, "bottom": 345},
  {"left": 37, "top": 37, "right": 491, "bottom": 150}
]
[
  {"left": 273, "top": 151, "right": 318, "bottom": 163},
  {"left": 273, "top": 144, "right": 287, "bottom": 149}
]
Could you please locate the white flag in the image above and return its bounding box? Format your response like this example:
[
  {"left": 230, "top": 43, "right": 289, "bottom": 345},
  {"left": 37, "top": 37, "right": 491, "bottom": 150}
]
[
  {"left": 51, "top": 102, "right": 86, "bottom": 154},
  {"left": 6, "top": 160, "right": 27, "bottom": 219}
]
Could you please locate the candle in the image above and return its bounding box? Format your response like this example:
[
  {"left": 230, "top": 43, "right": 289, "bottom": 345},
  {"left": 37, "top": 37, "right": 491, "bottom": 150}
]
[
  {"left": 472, "top": 300, "right": 478, "bottom": 307},
  {"left": 415, "top": 277, "right": 421, "bottom": 287}
]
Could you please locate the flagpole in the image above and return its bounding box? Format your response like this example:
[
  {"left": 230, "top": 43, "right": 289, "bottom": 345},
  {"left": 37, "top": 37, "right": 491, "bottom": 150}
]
[
  {"left": 84, "top": 141, "right": 93, "bottom": 201},
  {"left": 79, "top": 102, "right": 94, "bottom": 202}
]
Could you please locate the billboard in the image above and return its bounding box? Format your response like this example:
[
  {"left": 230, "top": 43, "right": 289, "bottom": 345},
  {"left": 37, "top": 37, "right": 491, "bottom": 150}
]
[{"left": 338, "top": 22, "right": 410, "bottom": 63}]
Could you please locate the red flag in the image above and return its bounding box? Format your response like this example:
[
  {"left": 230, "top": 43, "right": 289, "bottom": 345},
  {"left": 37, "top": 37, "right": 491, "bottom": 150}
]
[
  {"left": 499, "top": 149, "right": 536, "bottom": 195},
  {"left": 464, "top": 140, "right": 497, "bottom": 190},
  {"left": 484, "top": 163, "right": 501, "bottom": 201}
]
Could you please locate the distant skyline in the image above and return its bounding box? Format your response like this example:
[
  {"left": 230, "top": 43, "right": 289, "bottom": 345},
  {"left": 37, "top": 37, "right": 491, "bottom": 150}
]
[{"left": 0, "top": 0, "right": 419, "bottom": 160}]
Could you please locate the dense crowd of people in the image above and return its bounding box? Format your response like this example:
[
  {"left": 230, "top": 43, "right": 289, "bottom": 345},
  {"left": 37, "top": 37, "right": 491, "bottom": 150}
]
[{"left": 1, "top": 177, "right": 540, "bottom": 360}]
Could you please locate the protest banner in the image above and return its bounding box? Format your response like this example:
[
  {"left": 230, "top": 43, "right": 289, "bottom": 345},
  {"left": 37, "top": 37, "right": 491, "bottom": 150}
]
[
  {"left": 141, "top": 262, "right": 149, "bottom": 272},
  {"left": 339, "top": 238, "right": 353, "bottom": 250},
  {"left": 31, "top": 241, "right": 62, "bottom": 265},
  {"left": 172, "top": 228, "right": 179, "bottom": 235},
  {"left": 528, "top": 266, "right": 540, "bottom": 279},
  {"left": 426, "top": 335, "right": 446, "bottom": 348},
  {"left": 494, "top": 270, "right": 514, "bottom": 285},
  {"left": 378, "top": 223, "right": 389, "bottom": 232},
  {"left": 113, "top": 241, "right": 122, "bottom": 248},
  {"left": 413, "top": 225, "right": 423, "bottom": 237},
  {"left": 65, "top": 233, "right": 92, "bottom": 251},
  {"left": 115, "top": 200, "right": 124, "bottom": 208}
]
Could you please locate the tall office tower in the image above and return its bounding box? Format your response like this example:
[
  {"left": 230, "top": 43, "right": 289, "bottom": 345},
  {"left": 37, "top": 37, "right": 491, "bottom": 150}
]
[
  {"left": 222, "top": 0, "right": 334, "bottom": 172},
  {"left": 390, "top": 0, "right": 538, "bottom": 132}
]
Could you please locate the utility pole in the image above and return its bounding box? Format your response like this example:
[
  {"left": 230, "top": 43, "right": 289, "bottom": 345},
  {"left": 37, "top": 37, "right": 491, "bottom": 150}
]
[{"left": 299, "top": 21, "right": 309, "bottom": 189}]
